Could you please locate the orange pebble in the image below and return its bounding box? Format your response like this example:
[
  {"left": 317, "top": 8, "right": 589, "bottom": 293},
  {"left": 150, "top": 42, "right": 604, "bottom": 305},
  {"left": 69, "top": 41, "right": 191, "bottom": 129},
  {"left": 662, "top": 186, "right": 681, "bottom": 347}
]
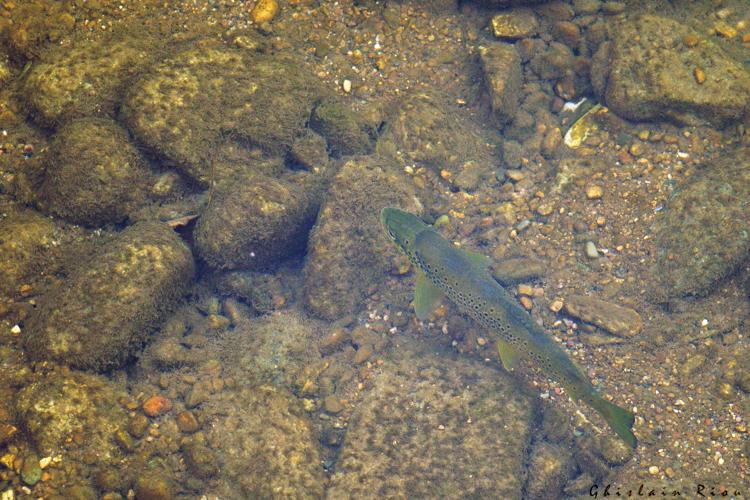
[{"left": 142, "top": 395, "right": 173, "bottom": 417}]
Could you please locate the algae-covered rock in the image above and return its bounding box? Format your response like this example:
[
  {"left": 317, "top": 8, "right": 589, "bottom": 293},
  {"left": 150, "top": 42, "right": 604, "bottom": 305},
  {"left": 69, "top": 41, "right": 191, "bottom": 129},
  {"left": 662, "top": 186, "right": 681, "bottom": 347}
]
[
  {"left": 653, "top": 148, "right": 750, "bottom": 299},
  {"left": 591, "top": 14, "right": 750, "bottom": 127},
  {"left": 526, "top": 442, "right": 576, "bottom": 500},
  {"left": 219, "top": 310, "right": 322, "bottom": 390},
  {"left": 309, "top": 100, "right": 374, "bottom": 157},
  {"left": 303, "top": 156, "right": 421, "bottom": 320},
  {"left": 121, "top": 43, "right": 324, "bottom": 186},
  {"left": 24, "top": 221, "right": 195, "bottom": 371},
  {"left": 22, "top": 30, "right": 160, "bottom": 127},
  {"left": 40, "top": 118, "right": 153, "bottom": 226},
  {"left": 16, "top": 370, "right": 128, "bottom": 457},
  {"left": 479, "top": 43, "right": 522, "bottom": 126},
  {"left": 375, "top": 92, "right": 499, "bottom": 178},
  {"left": 207, "top": 385, "right": 325, "bottom": 498},
  {"left": 194, "top": 171, "right": 323, "bottom": 270},
  {"left": 328, "top": 342, "right": 535, "bottom": 498},
  {"left": 0, "top": 202, "right": 59, "bottom": 296}
]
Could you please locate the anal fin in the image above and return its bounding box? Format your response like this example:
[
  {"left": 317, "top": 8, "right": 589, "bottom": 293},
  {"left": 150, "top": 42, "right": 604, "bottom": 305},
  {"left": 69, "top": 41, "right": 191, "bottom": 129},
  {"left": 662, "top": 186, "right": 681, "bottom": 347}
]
[
  {"left": 414, "top": 271, "right": 444, "bottom": 321},
  {"left": 497, "top": 338, "right": 520, "bottom": 371}
]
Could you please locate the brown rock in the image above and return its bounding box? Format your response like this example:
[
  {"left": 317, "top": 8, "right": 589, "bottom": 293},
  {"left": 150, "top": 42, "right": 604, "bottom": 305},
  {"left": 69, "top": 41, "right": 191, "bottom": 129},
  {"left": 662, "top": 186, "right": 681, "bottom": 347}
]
[
  {"left": 491, "top": 9, "right": 539, "bottom": 40},
  {"left": 564, "top": 295, "right": 642, "bottom": 338},
  {"left": 479, "top": 43, "right": 522, "bottom": 126},
  {"left": 143, "top": 395, "right": 173, "bottom": 417}
]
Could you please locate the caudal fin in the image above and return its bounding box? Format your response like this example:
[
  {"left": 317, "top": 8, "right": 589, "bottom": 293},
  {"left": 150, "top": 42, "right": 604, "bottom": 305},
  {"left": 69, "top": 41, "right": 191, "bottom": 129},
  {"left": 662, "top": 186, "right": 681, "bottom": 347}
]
[{"left": 590, "top": 396, "right": 637, "bottom": 449}]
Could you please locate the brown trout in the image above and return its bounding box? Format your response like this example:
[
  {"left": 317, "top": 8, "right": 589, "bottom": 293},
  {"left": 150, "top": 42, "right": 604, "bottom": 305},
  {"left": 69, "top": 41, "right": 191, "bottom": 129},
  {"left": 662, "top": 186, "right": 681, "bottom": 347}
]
[{"left": 380, "top": 207, "right": 637, "bottom": 448}]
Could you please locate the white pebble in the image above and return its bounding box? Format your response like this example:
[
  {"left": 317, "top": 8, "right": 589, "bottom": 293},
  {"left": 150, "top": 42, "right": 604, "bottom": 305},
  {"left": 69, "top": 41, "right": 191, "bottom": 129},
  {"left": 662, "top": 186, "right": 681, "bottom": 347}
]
[
  {"left": 39, "top": 456, "right": 52, "bottom": 469},
  {"left": 10, "top": 325, "right": 20, "bottom": 335},
  {"left": 342, "top": 79, "right": 352, "bottom": 93}
]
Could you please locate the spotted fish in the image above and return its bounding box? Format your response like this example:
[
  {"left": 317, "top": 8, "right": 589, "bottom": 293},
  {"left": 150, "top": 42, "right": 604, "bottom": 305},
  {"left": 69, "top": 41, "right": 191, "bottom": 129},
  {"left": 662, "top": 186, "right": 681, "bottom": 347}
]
[{"left": 380, "top": 207, "right": 637, "bottom": 448}]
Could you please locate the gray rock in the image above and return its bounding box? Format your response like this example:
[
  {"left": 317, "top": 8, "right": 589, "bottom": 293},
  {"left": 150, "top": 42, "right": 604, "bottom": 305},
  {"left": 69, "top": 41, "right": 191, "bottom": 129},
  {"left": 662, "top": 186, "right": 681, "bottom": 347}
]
[
  {"left": 309, "top": 100, "right": 374, "bottom": 157},
  {"left": 16, "top": 370, "right": 128, "bottom": 458},
  {"left": 207, "top": 385, "right": 325, "bottom": 498},
  {"left": 479, "top": 43, "right": 522, "bottom": 126},
  {"left": 24, "top": 221, "right": 195, "bottom": 371},
  {"left": 328, "top": 342, "right": 536, "bottom": 498},
  {"left": 563, "top": 295, "right": 642, "bottom": 338},
  {"left": 303, "top": 156, "right": 420, "bottom": 320},
  {"left": 194, "top": 171, "right": 323, "bottom": 270},
  {"left": 121, "top": 43, "right": 325, "bottom": 186},
  {"left": 41, "top": 118, "right": 153, "bottom": 226},
  {"left": 591, "top": 14, "right": 750, "bottom": 127},
  {"left": 653, "top": 147, "right": 750, "bottom": 299}
]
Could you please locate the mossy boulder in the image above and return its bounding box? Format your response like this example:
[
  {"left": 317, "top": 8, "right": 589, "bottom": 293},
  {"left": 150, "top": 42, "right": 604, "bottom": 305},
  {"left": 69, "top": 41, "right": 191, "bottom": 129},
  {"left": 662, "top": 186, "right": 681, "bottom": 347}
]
[
  {"left": 328, "top": 341, "right": 536, "bottom": 498},
  {"left": 591, "top": 14, "right": 750, "bottom": 127},
  {"left": 16, "top": 370, "right": 129, "bottom": 458},
  {"left": 309, "top": 100, "right": 374, "bottom": 157},
  {"left": 24, "top": 221, "right": 195, "bottom": 371},
  {"left": 303, "top": 156, "right": 421, "bottom": 320},
  {"left": 0, "top": 202, "right": 59, "bottom": 297},
  {"left": 194, "top": 171, "right": 323, "bottom": 270},
  {"left": 479, "top": 42, "right": 522, "bottom": 126},
  {"left": 207, "top": 385, "right": 325, "bottom": 498},
  {"left": 121, "top": 43, "right": 325, "bottom": 186},
  {"left": 21, "top": 30, "right": 160, "bottom": 127},
  {"left": 653, "top": 147, "right": 750, "bottom": 299},
  {"left": 40, "top": 118, "right": 153, "bottom": 226}
]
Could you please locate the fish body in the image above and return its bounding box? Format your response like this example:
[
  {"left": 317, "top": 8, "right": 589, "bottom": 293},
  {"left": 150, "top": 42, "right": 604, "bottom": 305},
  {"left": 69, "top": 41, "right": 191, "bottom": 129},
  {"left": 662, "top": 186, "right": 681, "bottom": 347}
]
[{"left": 380, "top": 207, "right": 636, "bottom": 448}]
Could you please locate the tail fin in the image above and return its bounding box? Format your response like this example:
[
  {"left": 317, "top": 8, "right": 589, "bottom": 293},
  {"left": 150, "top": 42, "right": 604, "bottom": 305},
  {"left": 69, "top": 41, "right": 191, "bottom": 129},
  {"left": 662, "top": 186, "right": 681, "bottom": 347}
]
[{"left": 590, "top": 395, "right": 637, "bottom": 449}]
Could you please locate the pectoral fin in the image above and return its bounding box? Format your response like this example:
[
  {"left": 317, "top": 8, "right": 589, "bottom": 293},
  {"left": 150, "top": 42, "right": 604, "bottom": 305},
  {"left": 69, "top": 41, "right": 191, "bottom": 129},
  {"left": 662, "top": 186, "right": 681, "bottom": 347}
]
[
  {"left": 497, "top": 338, "right": 520, "bottom": 371},
  {"left": 414, "top": 271, "right": 444, "bottom": 320}
]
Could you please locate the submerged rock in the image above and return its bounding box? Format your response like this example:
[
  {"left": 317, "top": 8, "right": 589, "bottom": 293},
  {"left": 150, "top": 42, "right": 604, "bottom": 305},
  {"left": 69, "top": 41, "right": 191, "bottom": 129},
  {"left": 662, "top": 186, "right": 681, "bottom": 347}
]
[
  {"left": 525, "top": 442, "right": 577, "bottom": 500},
  {"left": 591, "top": 14, "right": 750, "bottom": 127},
  {"left": 563, "top": 295, "right": 642, "bottom": 338},
  {"left": 16, "top": 370, "right": 128, "bottom": 458},
  {"left": 121, "top": 43, "right": 324, "bottom": 186},
  {"left": 309, "top": 100, "right": 374, "bottom": 157},
  {"left": 40, "top": 118, "right": 153, "bottom": 226},
  {"left": 303, "top": 156, "right": 420, "bottom": 320},
  {"left": 0, "top": 203, "right": 59, "bottom": 297},
  {"left": 653, "top": 147, "right": 750, "bottom": 299},
  {"left": 480, "top": 43, "right": 522, "bottom": 126},
  {"left": 328, "top": 342, "right": 536, "bottom": 498},
  {"left": 22, "top": 30, "right": 160, "bottom": 127},
  {"left": 375, "top": 92, "right": 499, "bottom": 179},
  {"left": 24, "top": 221, "right": 194, "bottom": 371},
  {"left": 194, "top": 171, "right": 323, "bottom": 270},
  {"left": 207, "top": 385, "right": 325, "bottom": 498}
]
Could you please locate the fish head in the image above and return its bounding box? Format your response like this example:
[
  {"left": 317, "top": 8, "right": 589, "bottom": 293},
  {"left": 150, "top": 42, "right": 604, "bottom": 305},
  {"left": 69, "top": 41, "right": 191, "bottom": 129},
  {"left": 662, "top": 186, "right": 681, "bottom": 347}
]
[{"left": 379, "top": 207, "right": 430, "bottom": 256}]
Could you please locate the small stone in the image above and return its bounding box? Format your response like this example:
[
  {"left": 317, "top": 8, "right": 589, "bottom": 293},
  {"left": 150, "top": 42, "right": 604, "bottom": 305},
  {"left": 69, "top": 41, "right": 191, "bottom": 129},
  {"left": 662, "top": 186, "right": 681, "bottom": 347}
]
[
  {"left": 135, "top": 474, "right": 174, "bottom": 500},
  {"left": 585, "top": 241, "right": 599, "bottom": 259},
  {"left": 519, "top": 296, "right": 533, "bottom": 310},
  {"left": 342, "top": 79, "right": 352, "bottom": 93},
  {"left": 736, "top": 424, "right": 747, "bottom": 433},
  {"left": 128, "top": 414, "right": 149, "bottom": 438},
  {"left": 354, "top": 344, "right": 373, "bottom": 364},
  {"left": 549, "top": 300, "right": 564, "bottom": 313},
  {"left": 176, "top": 411, "right": 200, "bottom": 433},
  {"left": 505, "top": 169, "right": 526, "bottom": 182},
  {"left": 714, "top": 22, "right": 737, "bottom": 38},
  {"left": 716, "top": 381, "right": 733, "bottom": 399},
  {"left": 182, "top": 442, "right": 219, "bottom": 479},
  {"left": 21, "top": 454, "right": 42, "bottom": 486},
  {"left": 143, "top": 395, "right": 173, "bottom": 417},
  {"left": 601, "top": 2, "right": 625, "bottom": 15},
  {"left": 518, "top": 284, "right": 534, "bottom": 296},
  {"left": 114, "top": 429, "right": 135, "bottom": 452},
  {"left": 682, "top": 34, "right": 699, "bottom": 47},
  {"left": 536, "top": 203, "right": 554, "bottom": 216},
  {"left": 693, "top": 67, "right": 706, "bottom": 84},
  {"left": 250, "top": 0, "right": 279, "bottom": 24},
  {"left": 680, "top": 354, "right": 706, "bottom": 377},
  {"left": 648, "top": 465, "right": 659, "bottom": 475},
  {"left": 185, "top": 385, "right": 210, "bottom": 409},
  {"left": 320, "top": 327, "right": 348, "bottom": 352},
  {"left": 629, "top": 142, "right": 643, "bottom": 156},
  {"left": 0, "top": 424, "right": 17, "bottom": 446},
  {"left": 323, "top": 396, "right": 344, "bottom": 415},
  {"left": 586, "top": 185, "right": 603, "bottom": 199}
]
